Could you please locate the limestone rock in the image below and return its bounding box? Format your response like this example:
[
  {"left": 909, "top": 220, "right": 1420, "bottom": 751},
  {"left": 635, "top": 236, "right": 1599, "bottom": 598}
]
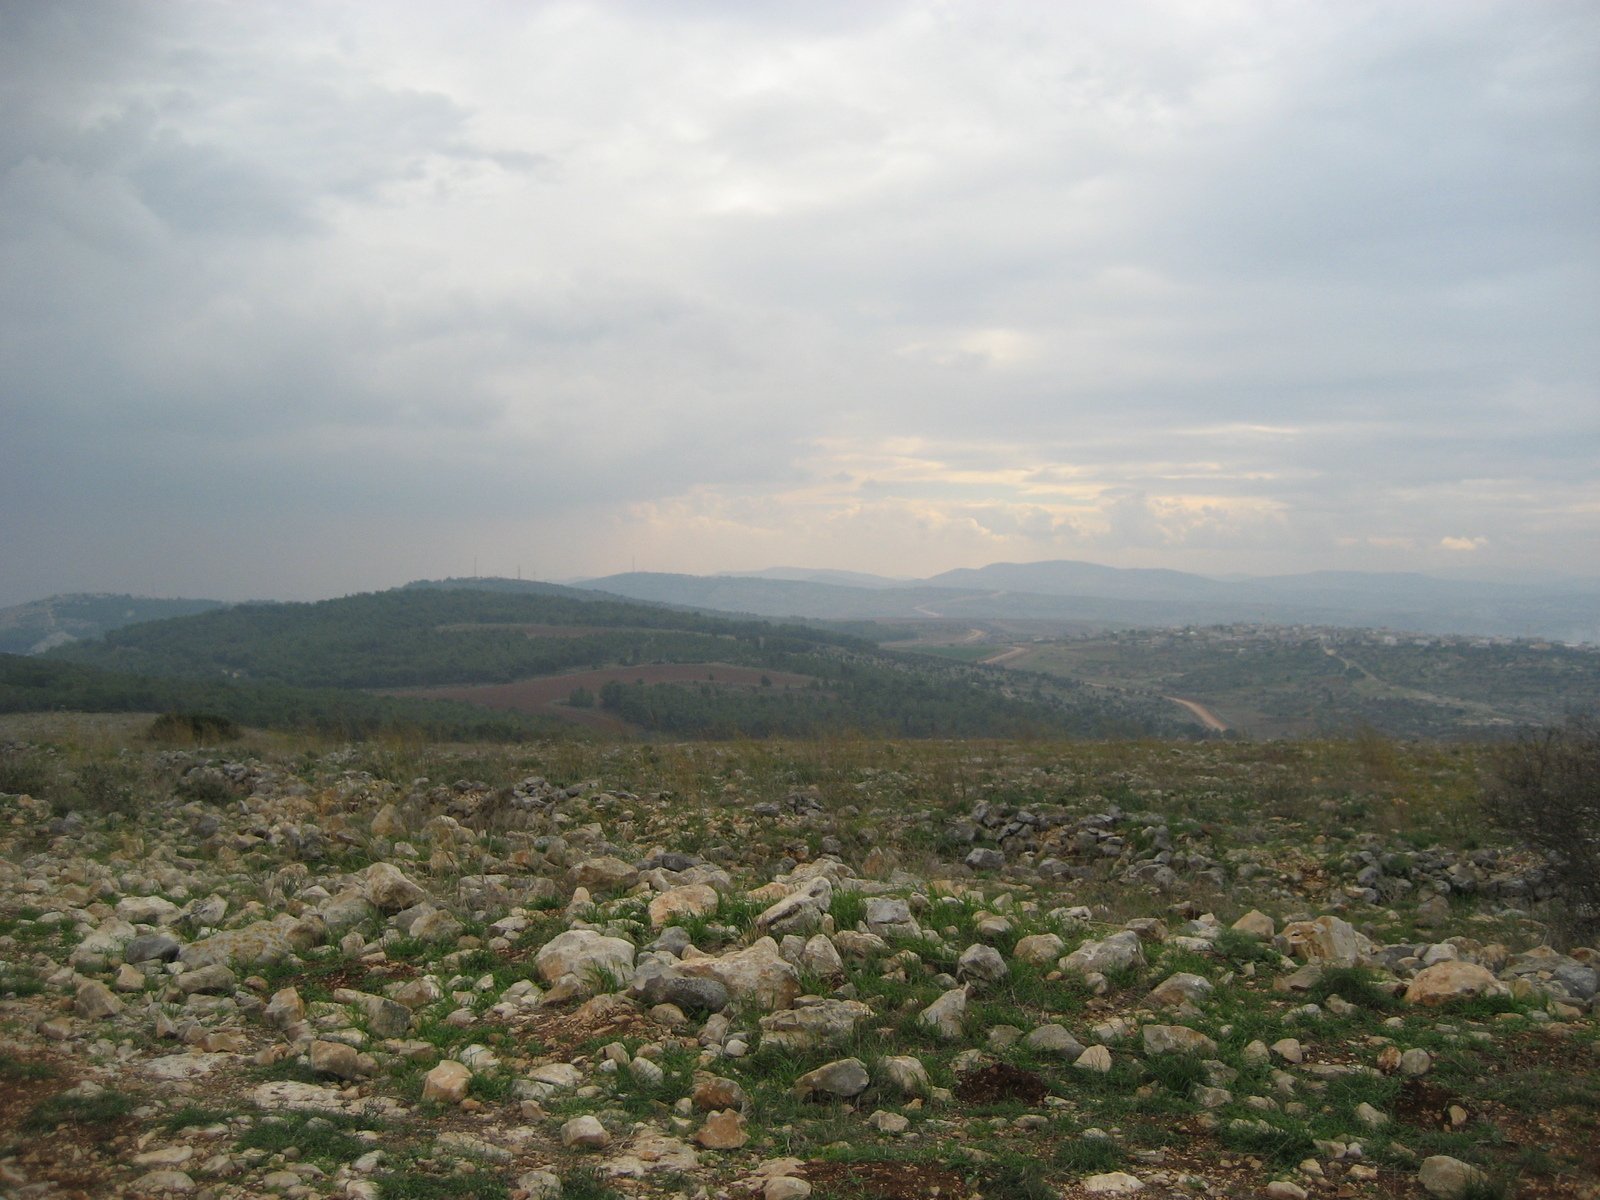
[
  {"left": 694, "top": 1109, "right": 748, "bottom": 1149},
  {"left": 570, "top": 856, "right": 639, "bottom": 893},
  {"left": 421, "top": 1060, "right": 472, "bottom": 1104},
  {"left": 759, "top": 998, "right": 872, "bottom": 1052},
  {"left": 1142, "top": 1025, "right": 1218, "bottom": 1057},
  {"left": 793, "top": 1057, "right": 870, "bottom": 1101},
  {"left": 75, "top": 980, "right": 123, "bottom": 1020},
  {"left": 676, "top": 937, "right": 800, "bottom": 1011},
  {"left": 648, "top": 884, "right": 720, "bottom": 928},
  {"left": 561, "top": 1114, "right": 611, "bottom": 1149},
  {"left": 364, "top": 863, "right": 427, "bottom": 912},
  {"left": 1280, "top": 916, "right": 1368, "bottom": 967},
  {"left": 1418, "top": 1155, "right": 1487, "bottom": 1199},
  {"left": 919, "top": 986, "right": 968, "bottom": 1039},
  {"left": 1061, "top": 931, "right": 1146, "bottom": 976},
  {"left": 957, "top": 943, "right": 1008, "bottom": 983},
  {"left": 1404, "top": 962, "right": 1505, "bottom": 1007},
  {"left": 535, "top": 930, "right": 637, "bottom": 988},
  {"left": 1084, "top": 1172, "right": 1145, "bottom": 1194}
]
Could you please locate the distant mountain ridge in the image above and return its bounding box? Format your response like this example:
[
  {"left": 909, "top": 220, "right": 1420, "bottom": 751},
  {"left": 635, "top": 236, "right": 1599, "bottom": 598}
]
[
  {"left": 0, "top": 593, "right": 226, "bottom": 656},
  {"left": 579, "top": 560, "right": 1600, "bottom": 643}
]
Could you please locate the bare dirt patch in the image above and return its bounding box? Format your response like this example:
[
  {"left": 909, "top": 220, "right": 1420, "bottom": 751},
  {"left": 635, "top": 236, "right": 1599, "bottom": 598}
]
[
  {"left": 953, "top": 1062, "right": 1049, "bottom": 1106},
  {"left": 799, "top": 1159, "right": 970, "bottom": 1199}
]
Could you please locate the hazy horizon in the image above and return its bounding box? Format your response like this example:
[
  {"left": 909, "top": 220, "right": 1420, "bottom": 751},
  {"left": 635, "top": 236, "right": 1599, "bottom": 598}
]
[{"left": 4, "top": 2, "right": 1596, "bottom": 609}]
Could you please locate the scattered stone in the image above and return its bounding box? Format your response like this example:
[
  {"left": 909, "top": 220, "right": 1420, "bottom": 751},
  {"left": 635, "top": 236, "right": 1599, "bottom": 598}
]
[
  {"left": 793, "top": 1057, "right": 870, "bottom": 1101},
  {"left": 1075, "top": 1045, "right": 1114, "bottom": 1073},
  {"left": 75, "top": 980, "right": 123, "bottom": 1019},
  {"left": 1418, "top": 1155, "right": 1488, "bottom": 1199},
  {"left": 1404, "top": 962, "right": 1506, "bottom": 1007},
  {"left": 1084, "top": 1171, "right": 1145, "bottom": 1193},
  {"left": 535, "top": 929, "right": 637, "bottom": 988},
  {"left": 562, "top": 1114, "right": 612, "bottom": 1149},
  {"left": 919, "top": 986, "right": 968, "bottom": 1039},
  {"left": 759, "top": 997, "right": 872, "bottom": 1051},
  {"left": 421, "top": 1059, "right": 472, "bottom": 1104},
  {"left": 648, "top": 883, "right": 720, "bottom": 927},
  {"left": 1280, "top": 916, "right": 1368, "bottom": 967},
  {"left": 694, "top": 1109, "right": 748, "bottom": 1149},
  {"left": 957, "top": 942, "right": 1008, "bottom": 983},
  {"left": 1061, "top": 931, "right": 1146, "bottom": 976},
  {"left": 1143, "top": 1025, "right": 1218, "bottom": 1057}
]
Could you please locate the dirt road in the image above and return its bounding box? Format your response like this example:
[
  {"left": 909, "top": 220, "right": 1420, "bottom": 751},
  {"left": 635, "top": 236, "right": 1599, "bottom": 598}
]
[{"left": 1165, "top": 695, "right": 1228, "bottom": 732}]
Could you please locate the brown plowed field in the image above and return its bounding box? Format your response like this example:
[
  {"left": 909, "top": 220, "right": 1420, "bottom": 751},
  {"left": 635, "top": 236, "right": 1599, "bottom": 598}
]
[{"left": 385, "top": 663, "right": 817, "bottom": 731}]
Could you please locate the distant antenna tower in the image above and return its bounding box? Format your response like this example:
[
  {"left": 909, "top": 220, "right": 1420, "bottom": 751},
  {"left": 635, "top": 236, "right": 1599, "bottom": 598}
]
[{"left": 473, "top": 556, "right": 478, "bottom": 579}]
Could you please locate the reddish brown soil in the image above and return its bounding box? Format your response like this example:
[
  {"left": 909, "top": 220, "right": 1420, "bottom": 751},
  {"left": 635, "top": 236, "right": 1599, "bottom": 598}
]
[
  {"left": 799, "top": 1159, "right": 970, "bottom": 1199},
  {"left": 953, "top": 1062, "right": 1049, "bottom": 1105},
  {"left": 434, "top": 623, "right": 652, "bottom": 637},
  {"left": 386, "top": 663, "right": 817, "bottom": 730}
]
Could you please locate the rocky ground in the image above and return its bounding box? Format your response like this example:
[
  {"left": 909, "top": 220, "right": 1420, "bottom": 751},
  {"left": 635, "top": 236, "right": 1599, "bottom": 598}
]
[{"left": 0, "top": 729, "right": 1596, "bottom": 1200}]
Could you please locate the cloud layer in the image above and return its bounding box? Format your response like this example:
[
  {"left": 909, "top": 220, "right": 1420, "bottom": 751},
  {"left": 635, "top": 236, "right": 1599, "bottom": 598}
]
[{"left": 2, "top": 1, "right": 1595, "bottom": 603}]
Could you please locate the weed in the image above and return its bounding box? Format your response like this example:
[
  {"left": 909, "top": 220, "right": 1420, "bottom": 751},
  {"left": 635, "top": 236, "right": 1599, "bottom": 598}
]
[
  {"left": 237, "top": 1110, "right": 374, "bottom": 1166},
  {"left": 0, "top": 1052, "right": 54, "bottom": 1081},
  {"left": 378, "top": 1169, "right": 511, "bottom": 1200},
  {"left": 163, "top": 1104, "right": 235, "bottom": 1131},
  {"left": 24, "top": 1090, "right": 134, "bottom": 1131},
  {"left": 557, "top": 1166, "right": 625, "bottom": 1200}
]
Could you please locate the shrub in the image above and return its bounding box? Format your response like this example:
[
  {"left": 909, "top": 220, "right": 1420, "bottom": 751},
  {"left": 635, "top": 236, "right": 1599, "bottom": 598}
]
[
  {"left": 1482, "top": 714, "right": 1600, "bottom": 944},
  {"left": 147, "top": 712, "right": 241, "bottom": 743}
]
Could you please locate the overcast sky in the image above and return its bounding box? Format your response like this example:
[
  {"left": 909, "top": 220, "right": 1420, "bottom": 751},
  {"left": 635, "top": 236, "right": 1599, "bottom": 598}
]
[{"left": 2, "top": 1, "right": 1596, "bottom": 605}]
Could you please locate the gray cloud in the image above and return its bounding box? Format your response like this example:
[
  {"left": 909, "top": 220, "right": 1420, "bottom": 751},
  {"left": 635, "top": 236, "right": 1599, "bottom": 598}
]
[{"left": 2, "top": 1, "right": 1596, "bottom": 605}]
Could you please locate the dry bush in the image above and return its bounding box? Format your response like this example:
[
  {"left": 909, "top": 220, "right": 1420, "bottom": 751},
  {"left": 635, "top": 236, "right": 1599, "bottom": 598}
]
[{"left": 1482, "top": 714, "right": 1600, "bottom": 945}]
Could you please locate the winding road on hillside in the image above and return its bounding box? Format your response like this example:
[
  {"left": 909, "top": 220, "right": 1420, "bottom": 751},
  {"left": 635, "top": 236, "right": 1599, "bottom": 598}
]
[{"left": 1164, "top": 695, "right": 1229, "bottom": 732}]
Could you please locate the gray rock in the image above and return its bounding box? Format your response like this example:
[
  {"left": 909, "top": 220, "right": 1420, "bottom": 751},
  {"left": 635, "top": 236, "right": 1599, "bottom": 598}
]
[
  {"left": 758, "top": 998, "right": 872, "bottom": 1051},
  {"left": 1142, "top": 1025, "right": 1218, "bottom": 1057},
  {"left": 958, "top": 943, "right": 1008, "bottom": 984},
  {"left": 1024, "top": 1023, "right": 1085, "bottom": 1056},
  {"left": 1418, "top": 1155, "right": 1487, "bottom": 1199},
  {"left": 176, "top": 964, "right": 236, "bottom": 994},
  {"left": 638, "top": 969, "right": 730, "bottom": 1014},
  {"left": 793, "top": 1057, "right": 870, "bottom": 1100},
  {"left": 1060, "top": 931, "right": 1146, "bottom": 976},
  {"left": 964, "top": 848, "right": 1005, "bottom": 872},
  {"left": 919, "top": 986, "right": 968, "bottom": 1039},
  {"left": 74, "top": 981, "right": 123, "bottom": 1020},
  {"left": 124, "top": 934, "right": 181, "bottom": 964}
]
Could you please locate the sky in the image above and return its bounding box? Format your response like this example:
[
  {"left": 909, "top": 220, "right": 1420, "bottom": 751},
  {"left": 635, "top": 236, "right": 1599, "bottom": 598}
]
[{"left": 2, "top": 0, "right": 1596, "bottom": 606}]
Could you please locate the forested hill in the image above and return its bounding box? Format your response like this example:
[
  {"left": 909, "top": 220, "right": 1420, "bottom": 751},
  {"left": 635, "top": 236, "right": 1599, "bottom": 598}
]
[
  {"left": 40, "top": 584, "right": 1191, "bottom": 740},
  {"left": 45, "top": 585, "right": 867, "bottom": 689}
]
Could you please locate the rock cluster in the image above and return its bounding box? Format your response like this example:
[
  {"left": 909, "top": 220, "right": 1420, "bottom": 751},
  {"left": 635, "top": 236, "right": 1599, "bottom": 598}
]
[{"left": 0, "top": 739, "right": 1593, "bottom": 1199}]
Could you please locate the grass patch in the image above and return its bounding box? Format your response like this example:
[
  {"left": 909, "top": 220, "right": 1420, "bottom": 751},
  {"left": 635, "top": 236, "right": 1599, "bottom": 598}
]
[
  {"left": 237, "top": 1110, "right": 375, "bottom": 1167},
  {"left": 378, "top": 1169, "right": 511, "bottom": 1200},
  {"left": 163, "top": 1104, "right": 236, "bottom": 1131},
  {"left": 24, "top": 1090, "right": 134, "bottom": 1131},
  {"left": 0, "top": 1052, "right": 55, "bottom": 1081}
]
